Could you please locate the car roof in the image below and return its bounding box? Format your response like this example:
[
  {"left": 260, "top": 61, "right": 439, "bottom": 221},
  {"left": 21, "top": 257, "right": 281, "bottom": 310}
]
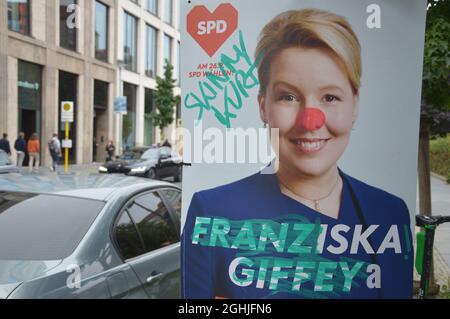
[
  {"left": 0, "top": 173, "right": 179, "bottom": 201},
  {"left": 125, "top": 146, "right": 151, "bottom": 152}
]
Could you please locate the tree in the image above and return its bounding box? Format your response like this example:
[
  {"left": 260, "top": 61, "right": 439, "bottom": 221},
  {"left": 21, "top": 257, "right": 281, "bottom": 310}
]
[
  {"left": 417, "top": 0, "right": 450, "bottom": 296},
  {"left": 151, "top": 59, "right": 179, "bottom": 137},
  {"left": 421, "top": 0, "right": 450, "bottom": 138},
  {"left": 419, "top": 0, "right": 450, "bottom": 217}
]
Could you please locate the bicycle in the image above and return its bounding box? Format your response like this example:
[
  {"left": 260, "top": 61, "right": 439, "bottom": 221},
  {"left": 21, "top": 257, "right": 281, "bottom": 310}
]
[{"left": 415, "top": 214, "right": 450, "bottom": 299}]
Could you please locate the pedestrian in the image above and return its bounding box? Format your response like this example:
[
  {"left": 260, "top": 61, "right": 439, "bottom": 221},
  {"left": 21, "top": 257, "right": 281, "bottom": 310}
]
[
  {"left": 105, "top": 140, "right": 115, "bottom": 162},
  {"left": 0, "top": 133, "right": 11, "bottom": 156},
  {"left": 162, "top": 139, "right": 172, "bottom": 148},
  {"left": 27, "top": 133, "right": 40, "bottom": 172},
  {"left": 48, "top": 133, "right": 61, "bottom": 172},
  {"left": 14, "top": 132, "right": 26, "bottom": 167}
]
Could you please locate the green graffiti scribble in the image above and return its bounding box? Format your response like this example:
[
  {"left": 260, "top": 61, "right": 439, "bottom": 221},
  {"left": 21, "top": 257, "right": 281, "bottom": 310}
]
[{"left": 184, "top": 30, "right": 262, "bottom": 128}]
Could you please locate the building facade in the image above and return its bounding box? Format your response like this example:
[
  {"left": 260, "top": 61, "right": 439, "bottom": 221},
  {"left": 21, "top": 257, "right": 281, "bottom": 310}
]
[
  {"left": 0, "top": 0, "right": 180, "bottom": 166},
  {"left": 116, "top": 0, "right": 181, "bottom": 154}
]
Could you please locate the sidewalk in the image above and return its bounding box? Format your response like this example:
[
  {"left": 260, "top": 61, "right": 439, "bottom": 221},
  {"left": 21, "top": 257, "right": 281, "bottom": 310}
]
[{"left": 431, "top": 175, "right": 450, "bottom": 269}]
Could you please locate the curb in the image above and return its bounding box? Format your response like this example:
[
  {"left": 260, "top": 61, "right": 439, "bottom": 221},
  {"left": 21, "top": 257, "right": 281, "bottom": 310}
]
[{"left": 431, "top": 171, "right": 448, "bottom": 183}]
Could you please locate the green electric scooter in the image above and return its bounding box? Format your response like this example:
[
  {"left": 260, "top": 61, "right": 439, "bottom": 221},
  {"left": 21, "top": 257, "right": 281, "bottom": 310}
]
[{"left": 415, "top": 214, "right": 450, "bottom": 299}]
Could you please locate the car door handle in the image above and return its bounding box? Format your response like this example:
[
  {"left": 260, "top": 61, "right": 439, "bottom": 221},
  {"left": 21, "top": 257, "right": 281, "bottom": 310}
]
[{"left": 146, "top": 272, "right": 164, "bottom": 284}]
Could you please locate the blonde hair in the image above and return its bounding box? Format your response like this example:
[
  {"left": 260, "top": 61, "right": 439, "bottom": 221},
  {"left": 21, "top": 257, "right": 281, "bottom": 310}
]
[{"left": 255, "top": 9, "right": 361, "bottom": 95}]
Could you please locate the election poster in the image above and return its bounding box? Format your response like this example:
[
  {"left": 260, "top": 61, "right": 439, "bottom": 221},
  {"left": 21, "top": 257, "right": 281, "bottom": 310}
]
[{"left": 180, "top": 0, "right": 427, "bottom": 298}]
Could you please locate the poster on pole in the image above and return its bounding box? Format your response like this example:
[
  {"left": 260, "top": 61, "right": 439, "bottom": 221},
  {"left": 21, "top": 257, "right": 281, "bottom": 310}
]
[
  {"left": 114, "top": 96, "right": 127, "bottom": 114},
  {"left": 180, "top": 0, "right": 427, "bottom": 299}
]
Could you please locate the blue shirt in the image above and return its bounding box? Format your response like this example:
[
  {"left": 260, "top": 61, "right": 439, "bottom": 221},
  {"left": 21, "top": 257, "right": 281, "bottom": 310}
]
[{"left": 181, "top": 169, "right": 413, "bottom": 299}]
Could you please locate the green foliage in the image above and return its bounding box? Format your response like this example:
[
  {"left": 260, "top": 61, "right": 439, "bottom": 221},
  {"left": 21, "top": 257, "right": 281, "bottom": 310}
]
[
  {"left": 422, "top": 17, "right": 450, "bottom": 109},
  {"left": 430, "top": 134, "right": 450, "bottom": 182},
  {"left": 421, "top": 0, "right": 450, "bottom": 134},
  {"left": 439, "top": 280, "right": 450, "bottom": 299},
  {"left": 151, "top": 60, "right": 179, "bottom": 132}
]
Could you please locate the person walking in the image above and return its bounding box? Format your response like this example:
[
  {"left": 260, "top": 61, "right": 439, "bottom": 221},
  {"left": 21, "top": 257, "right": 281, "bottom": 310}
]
[
  {"left": 105, "top": 140, "right": 115, "bottom": 162},
  {"left": 48, "top": 133, "right": 61, "bottom": 172},
  {"left": 162, "top": 139, "right": 172, "bottom": 148},
  {"left": 14, "top": 132, "right": 26, "bottom": 167},
  {"left": 27, "top": 133, "right": 40, "bottom": 172},
  {"left": 0, "top": 133, "right": 11, "bottom": 156}
]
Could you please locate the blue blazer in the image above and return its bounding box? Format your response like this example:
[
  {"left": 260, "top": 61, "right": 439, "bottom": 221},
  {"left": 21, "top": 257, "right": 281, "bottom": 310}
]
[{"left": 182, "top": 169, "right": 413, "bottom": 299}]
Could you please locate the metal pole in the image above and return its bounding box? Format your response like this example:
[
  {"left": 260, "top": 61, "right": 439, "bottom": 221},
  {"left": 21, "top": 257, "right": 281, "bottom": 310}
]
[{"left": 65, "top": 121, "right": 69, "bottom": 174}]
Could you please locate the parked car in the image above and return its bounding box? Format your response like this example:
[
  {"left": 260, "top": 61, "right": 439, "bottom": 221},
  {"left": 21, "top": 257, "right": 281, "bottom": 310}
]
[
  {"left": 0, "top": 150, "right": 19, "bottom": 174},
  {"left": 0, "top": 174, "right": 181, "bottom": 299},
  {"left": 99, "top": 147, "right": 182, "bottom": 182}
]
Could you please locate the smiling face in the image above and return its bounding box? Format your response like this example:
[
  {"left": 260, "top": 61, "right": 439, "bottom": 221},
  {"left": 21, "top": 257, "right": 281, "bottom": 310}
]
[{"left": 259, "top": 46, "right": 359, "bottom": 177}]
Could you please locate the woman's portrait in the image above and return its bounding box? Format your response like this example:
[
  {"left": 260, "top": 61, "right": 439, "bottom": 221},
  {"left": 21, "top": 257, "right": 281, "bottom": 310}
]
[{"left": 182, "top": 8, "right": 414, "bottom": 299}]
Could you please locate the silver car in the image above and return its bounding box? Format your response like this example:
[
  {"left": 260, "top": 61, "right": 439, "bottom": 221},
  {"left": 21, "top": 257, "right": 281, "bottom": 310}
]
[
  {"left": 0, "top": 150, "right": 19, "bottom": 174},
  {"left": 0, "top": 174, "right": 181, "bottom": 299}
]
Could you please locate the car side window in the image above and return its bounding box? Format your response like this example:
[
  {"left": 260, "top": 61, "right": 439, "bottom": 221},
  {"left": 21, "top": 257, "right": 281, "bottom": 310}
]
[
  {"left": 115, "top": 211, "right": 145, "bottom": 260},
  {"left": 128, "top": 192, "right": 178, "bottom": 253},
  {"left": 159, "top": 147, "right": 171, "bottom": 158},
  {"left": 161, "top": 189, "right": 181, "bottom": 221}
]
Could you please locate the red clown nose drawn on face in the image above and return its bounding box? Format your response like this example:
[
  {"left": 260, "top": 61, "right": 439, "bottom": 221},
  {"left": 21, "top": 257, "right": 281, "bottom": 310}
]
[{"left": 295, "top": 108, "right": 326, "bottom": 131}]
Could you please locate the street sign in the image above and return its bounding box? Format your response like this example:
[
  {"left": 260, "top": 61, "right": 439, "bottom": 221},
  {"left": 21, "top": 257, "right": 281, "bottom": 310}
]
[
  {"left": 114, "top": 96, "right": 127, "bottom": 114},
  {"left": 61, "top": 101, "right": 74, "bottom": 122},
  {"left": 62, "top": 139, "right": 72, "bottom": 149}
]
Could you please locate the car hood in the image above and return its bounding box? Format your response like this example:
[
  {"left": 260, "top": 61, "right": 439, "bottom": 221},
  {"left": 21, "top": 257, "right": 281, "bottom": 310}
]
[
  {"left": 0, "top": 260, "right": 61, "bottom": 299},
  {"left": 126, "top": 159, "right": 157, "bottom": 168},
  {"left": 0, "top": 165, "right": 19, "bottom": 174},
  {"left": 103, "top": 159, "right": 134, "bottom": 167}
]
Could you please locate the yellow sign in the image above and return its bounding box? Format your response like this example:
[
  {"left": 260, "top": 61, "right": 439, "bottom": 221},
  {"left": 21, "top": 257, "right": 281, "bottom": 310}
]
[{"left": 61, "top": 101, "right": 74, "bottom": 123}]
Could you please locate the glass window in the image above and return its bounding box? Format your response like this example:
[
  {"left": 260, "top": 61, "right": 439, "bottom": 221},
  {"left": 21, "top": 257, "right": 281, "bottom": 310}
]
[
  {"left": 59, "top": 71, "right": 78, "bottom": 163},
  {"left": 159, "top": 147, "right": 171, "bottom": 157},
  {"left": 146, "top": 0, "right": 158, "bottom": 15},
  {"left": 164, "top": 34, "right": 172, "bottom": 65},
  {"left": 176, "top": 100, "right": 181, "bottom": 121},
  {"left": 144, "top": 88, "right": 154, "bottom": 146},
  {"left": 145, "top": 25, "right": 157, "bottom": 78},
  {"left": 122, "top": 83, "right": 137, "bottom": 150},
  {"left": 141, "top": 148, "right": 158, "bottom": 160},
  {"left": 95, "top": 1, "right": 109, "bottom": 61},
  {"left": 0, "top": 193, "right": 105, "bottom": 260},
  {"left": 176, "top": 41, "right": 180, "bottom": 85},
  {"left": 128, "top": 192, "right": 178, "bottom": 253},
  {"left": 123, "top": 12, "right": 137, "bottom": 72},
  {"left": 161, "top": 189, "right": 181, "bottom": 221},
  {"left": 60, "top": 0, "right": 77, "bottom": 51},
  {"left": 8, "top": 0, "right": 30, "bottom": 35},
  {"left": 18, "top": 61, "right": 42, "bottom": 148},
  {"left": 94, "top": 80, "right": 108, "bottom": 109},
  {"left": 115, "top": 211, "right": 145, "bottom": 260},
  {"left": 163, "top": 0, "right": 172, "bottom": 25}
]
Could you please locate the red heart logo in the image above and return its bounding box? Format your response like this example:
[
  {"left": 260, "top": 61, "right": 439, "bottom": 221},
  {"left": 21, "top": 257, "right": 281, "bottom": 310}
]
[{"left": 187, "top": 3, "right": 238, "bottom": 57}]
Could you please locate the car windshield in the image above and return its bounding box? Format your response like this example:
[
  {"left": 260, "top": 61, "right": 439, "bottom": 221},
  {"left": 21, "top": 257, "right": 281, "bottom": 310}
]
[
  {"left": 141, "top": 148, "right": 159, "bottom": 160},
  {"left": 0, "top": 152, "right": 11, "bottom": 166},
  {"left": 121, "top": 150, "right": 144, "bottom": 160},
  {"left": 0, "top": 192, "right": 105, "bottom": 260}
]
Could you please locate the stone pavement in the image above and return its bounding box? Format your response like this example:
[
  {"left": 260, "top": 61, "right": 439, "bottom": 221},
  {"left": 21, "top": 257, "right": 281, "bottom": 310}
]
[{"left": 430, "top": 175, "right": 450, "bottom": 289}]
